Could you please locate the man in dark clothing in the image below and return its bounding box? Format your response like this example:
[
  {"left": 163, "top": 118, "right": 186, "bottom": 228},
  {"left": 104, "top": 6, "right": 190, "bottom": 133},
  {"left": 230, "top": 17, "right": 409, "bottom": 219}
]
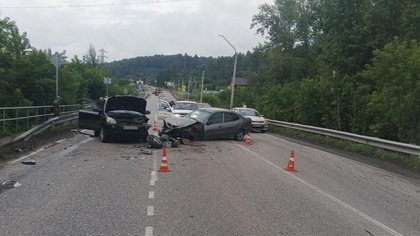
[{"left": 53, "top": 96, "right": 61, "bottom": 116}]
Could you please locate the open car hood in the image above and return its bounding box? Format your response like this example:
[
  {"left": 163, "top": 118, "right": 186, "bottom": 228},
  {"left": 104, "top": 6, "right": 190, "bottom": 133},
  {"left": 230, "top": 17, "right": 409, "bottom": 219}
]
[{"left": 105, "top": 96, "right": 147, "bottom": 114}]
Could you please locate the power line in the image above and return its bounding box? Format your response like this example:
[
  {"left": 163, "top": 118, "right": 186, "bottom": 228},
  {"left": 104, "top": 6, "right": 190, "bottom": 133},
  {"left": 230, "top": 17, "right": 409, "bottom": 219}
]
[{"left": 1, "top": 0, "right": 189, "bottom": 9}]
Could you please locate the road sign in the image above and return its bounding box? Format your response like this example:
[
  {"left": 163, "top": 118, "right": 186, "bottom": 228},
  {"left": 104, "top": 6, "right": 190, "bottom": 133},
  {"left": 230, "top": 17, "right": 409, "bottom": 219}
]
[
  {"left": 50, "top": 52, "right": 66, "bottom": 68},
  {"left": 104, "top": 78, "right": 111, "bottom": 84}
]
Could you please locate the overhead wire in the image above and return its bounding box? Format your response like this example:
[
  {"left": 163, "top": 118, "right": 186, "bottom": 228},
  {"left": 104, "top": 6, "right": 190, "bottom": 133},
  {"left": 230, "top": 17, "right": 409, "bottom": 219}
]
[{"left": 0, "top": 0, "right": 190, "bottom": 9}]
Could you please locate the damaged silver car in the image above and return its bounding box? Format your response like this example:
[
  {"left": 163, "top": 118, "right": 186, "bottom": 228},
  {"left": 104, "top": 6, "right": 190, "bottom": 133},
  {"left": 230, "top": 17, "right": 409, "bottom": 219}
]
[{"left": 160, "top": 108, "right": 252, "bottom": 141}]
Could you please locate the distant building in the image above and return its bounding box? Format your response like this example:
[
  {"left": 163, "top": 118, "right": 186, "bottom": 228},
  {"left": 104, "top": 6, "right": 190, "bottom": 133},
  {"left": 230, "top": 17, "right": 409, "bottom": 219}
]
[{"left": 229, "top": 77, "right": 248, "bottom": 89}]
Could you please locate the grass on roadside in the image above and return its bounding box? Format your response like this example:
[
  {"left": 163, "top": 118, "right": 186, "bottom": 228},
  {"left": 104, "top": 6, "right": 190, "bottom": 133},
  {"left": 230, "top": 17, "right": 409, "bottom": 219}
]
[{"left": 268, "top": 126, "right": 420, "bottom": 172}]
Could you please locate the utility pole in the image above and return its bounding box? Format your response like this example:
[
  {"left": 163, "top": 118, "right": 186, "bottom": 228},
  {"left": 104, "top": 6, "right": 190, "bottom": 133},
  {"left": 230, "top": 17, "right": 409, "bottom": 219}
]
[
  {"left": 188, "top": 77, "right": 191, "bottom": 100},
  {"left": 200, "top": 71, "right": 204, "bottom": 103}
]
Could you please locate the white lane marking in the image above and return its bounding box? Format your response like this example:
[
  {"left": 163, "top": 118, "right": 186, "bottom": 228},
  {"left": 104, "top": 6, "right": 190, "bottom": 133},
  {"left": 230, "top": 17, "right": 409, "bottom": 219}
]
[
  {"left": 236, "top": 144, "right": 404, "bottom": 236},
  {"left": 150, "top": 169, "right": 157, "bottom": 185},
  {"left": 153, "top": 159, "right": 159, "bottom": 181},
  {"left": 55, "top": 138, "right": 66, "bottom": 144},
  {"left": 145, "top": 226, "right": 153, "bottom": 236},
  {"left": 149, "top": 191, "right": 155, "bottom": 199},
  {"left": 10, "top": 148, "right": 44, "bottom": 164},
  {"left": 147, "top": 206, "right": 154, "bottom": 216}
]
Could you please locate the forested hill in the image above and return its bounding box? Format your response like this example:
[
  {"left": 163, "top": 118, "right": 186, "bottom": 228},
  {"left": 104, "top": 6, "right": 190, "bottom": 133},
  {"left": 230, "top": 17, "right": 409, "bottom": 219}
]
[{"left": 103, "top": 52, "right": 262, "bottom": 89}]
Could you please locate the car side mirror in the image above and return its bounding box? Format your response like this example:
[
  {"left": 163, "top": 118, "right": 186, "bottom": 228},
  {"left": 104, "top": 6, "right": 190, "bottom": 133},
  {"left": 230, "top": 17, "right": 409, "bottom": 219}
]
[
  {"left": 145, "top": 110, "right": 151, "bottom": 114},
  {"left": 206, "top": 121, "right": 213, "bottom": 125},
  {"left": 93, "top": 107, "right": 102, "bottom": 112},
  {"left": 165, "top": 107, "right": 172, "bottom": 111}
]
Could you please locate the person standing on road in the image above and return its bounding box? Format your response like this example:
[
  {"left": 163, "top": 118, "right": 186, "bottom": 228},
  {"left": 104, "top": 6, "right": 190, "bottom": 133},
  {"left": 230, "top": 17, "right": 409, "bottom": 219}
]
[{"left": 53, "top": 96, "right": 61, "bottom": 117}]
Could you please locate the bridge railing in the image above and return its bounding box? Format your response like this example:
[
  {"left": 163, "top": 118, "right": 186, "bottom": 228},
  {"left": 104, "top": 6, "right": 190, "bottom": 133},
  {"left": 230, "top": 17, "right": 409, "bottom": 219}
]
[{"left": 0, "top": 104, "right": 80, "bottom": 136}]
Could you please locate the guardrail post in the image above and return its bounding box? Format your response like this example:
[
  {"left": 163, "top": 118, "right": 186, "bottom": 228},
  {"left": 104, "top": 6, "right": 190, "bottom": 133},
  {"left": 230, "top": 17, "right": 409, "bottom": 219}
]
[
  {"left": 26, "top": 108, "right": 29, "bottom": 130},
  {"left": 2, "top": 109, "right": 5, "bottom": 135},
  {"left": 15, "top": 109, "right": 18, "bottom": 133}
]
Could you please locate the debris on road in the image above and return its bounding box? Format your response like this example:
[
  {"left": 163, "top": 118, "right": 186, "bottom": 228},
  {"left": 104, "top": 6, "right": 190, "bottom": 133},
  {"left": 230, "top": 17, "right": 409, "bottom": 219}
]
[
  {"left": 141, "top": 150, "right": 153, "bottom": 155},
  {"left": 22, "top": 160, "right": 36, "bottom": 165},
  {"left": 1, "top": 180, "right": 22, "bottom": 188}
]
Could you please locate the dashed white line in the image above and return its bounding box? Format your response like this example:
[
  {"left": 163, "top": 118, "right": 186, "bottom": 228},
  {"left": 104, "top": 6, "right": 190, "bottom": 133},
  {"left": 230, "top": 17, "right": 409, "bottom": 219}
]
[
  {"left": 147, "top": 206, "right": 154, "bottom": 216},
  {"left": 150, "top": 170, "right": 157, "bottom": 186},
  {"left": 149, "top": 191, "right": 155, "bottom": 199},
  {"left": 145, "top": 226, "right": 153, "bottom": 236}
]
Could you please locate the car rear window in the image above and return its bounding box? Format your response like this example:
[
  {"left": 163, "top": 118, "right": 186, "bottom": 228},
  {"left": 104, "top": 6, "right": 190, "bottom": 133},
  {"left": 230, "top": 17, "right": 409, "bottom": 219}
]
[{"left": 174, "top": 103, "right": 198, "bottom": 110}]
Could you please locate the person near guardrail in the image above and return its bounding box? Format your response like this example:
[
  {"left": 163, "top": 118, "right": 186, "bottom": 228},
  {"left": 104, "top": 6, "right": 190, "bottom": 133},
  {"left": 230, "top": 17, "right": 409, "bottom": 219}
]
[{"left": 52, "top": 96, "right": 61, "bottom": 117}]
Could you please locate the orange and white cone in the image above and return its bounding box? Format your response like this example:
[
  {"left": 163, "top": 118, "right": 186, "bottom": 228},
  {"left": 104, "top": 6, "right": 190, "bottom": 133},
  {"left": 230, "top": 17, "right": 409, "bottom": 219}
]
[
  {"left": 157, "top": 148, "right": 171, "bottom": 172},
  {"left": 244, "top": 132, "right": 252, "bottom": 145},
  {"left": 152, "top": 114, "right": 158, "bottom": 136},
  {"left": 284, "top": 150, "right": 298, "bottom": 172}
]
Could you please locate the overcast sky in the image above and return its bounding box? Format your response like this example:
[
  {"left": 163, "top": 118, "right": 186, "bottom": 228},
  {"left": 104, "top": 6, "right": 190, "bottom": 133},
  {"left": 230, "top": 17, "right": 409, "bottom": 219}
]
[{"left": 1, "top": 0, "right": 274, "bottom": 62}]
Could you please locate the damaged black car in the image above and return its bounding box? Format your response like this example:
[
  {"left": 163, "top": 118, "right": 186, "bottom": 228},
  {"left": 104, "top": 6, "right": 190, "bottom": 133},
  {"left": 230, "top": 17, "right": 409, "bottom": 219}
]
[
  {"left": 160, "top": 108, "right": 252, "bottom": 142},
  {"left": 79, "top": 96, "right": 151, "bottom": 143}
]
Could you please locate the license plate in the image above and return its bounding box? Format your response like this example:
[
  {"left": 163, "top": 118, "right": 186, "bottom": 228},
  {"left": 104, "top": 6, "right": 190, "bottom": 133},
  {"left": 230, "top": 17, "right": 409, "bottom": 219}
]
[{"left": 123, "top": 125, "right": 138, "bottom": 130}]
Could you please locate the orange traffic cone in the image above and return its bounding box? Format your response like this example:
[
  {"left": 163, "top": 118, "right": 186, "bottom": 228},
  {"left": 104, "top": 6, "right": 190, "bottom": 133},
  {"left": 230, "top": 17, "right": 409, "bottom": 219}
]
[
  {"left": 284, "top": 150, "right": 298, "bottom": 172},
  {"left": 152, "top": 115, "right": 158, "bottom": 135},
  {"left": 244, "top": 132, "right": 252, "bottom": 145},
  {"left": 157, "top": 148, "right": 171, "bottom": 172}
]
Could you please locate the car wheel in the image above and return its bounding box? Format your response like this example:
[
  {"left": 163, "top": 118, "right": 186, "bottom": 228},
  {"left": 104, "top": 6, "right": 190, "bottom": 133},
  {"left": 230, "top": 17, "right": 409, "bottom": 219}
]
[
  {"left": 94, "top": 130, "right": 100, "bottom": 137},
  {"left": 234, "top": 129, "right": 245, "bottom": 141},
  {"left": 261, "top": 130, "right": 266, "bottom": 133},
  {"left": 100, "top": 127, "right": 109, "bottom": 143}
]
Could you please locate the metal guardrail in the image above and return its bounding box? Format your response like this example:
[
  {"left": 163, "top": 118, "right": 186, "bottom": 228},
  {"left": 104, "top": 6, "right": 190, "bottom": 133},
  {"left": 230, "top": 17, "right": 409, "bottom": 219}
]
[
  {"left": 11, "top": 112, "right": 79, "bottom": 143},
  {"left": 268, "top": 119, "right": 420, "bottom": 156}
]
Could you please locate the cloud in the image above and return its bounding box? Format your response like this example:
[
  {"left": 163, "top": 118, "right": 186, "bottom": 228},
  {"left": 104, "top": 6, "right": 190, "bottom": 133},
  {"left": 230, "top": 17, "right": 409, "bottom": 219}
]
[{"left": 1, "top": 0, "right": 273, "bottom": 61}]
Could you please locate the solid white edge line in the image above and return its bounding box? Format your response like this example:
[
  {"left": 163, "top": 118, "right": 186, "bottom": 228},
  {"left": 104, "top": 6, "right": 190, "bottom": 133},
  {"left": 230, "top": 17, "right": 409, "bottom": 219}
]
[
  {"left": 145, "top": 226, "right": 153, "bottom": 236},
  {"left": 10, "top": 148, "right": 44, "bottom": 164},
  {"left": 236, "top": 143, "right": 404, "bottom": 236},
  {"left": 55, "top": 138, "right": 66, "bottom": 144},
  {"left": 147, "top": 206, "right": 154, "bottom": 216}
]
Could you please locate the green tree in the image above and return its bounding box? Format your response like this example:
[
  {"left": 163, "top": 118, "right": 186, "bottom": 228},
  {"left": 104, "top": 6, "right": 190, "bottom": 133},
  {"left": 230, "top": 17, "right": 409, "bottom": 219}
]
[{"left": 363, "top": 39, "right": 420, "bottom": 144}]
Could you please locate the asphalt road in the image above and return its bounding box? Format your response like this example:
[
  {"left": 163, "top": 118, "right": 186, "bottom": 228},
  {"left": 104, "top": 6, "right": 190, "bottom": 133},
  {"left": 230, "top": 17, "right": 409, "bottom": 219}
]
[{"left": 0, "top": 92, "right": 419, "bottom": 236}]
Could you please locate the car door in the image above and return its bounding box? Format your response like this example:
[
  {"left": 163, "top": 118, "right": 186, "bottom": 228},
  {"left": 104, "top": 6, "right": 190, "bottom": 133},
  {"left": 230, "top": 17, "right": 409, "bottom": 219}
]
[
  {"left": 221, "top": 112, "right": 241, "bottom": 137},
  {"left": 157, "top": 100, "right": 172, "bottom": 120},
  {"left": 78, "top": 98, "right": 101, "bottom": 131},
  {"left": 203, "top": 112, "right": 223, "bottom": 140}
]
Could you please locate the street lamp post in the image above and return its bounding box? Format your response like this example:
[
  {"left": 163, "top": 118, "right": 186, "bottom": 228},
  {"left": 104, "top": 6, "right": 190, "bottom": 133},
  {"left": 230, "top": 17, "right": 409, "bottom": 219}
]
[{"left": 218, "top": 34, "right": 237, "bottom": 109}]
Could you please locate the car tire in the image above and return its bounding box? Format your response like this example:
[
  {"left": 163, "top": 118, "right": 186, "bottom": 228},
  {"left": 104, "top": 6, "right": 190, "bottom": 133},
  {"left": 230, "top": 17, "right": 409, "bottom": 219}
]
[
  {"left": 234, "top": 129, "right": 245, "bottom": 141},
  {"left": 100, "top": 127, "right": 109, "bottom": 143},
  {"left": 261, "top": 130, "right": 266, "bottom": 133},
  {"left": 94, "top": 130, "right": 100, "bottom": 137}
]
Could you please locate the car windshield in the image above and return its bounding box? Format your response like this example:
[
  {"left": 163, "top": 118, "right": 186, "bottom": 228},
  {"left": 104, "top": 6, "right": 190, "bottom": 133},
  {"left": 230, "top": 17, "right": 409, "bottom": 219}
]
[
  {"left": 173, "top": 102, "right": 198, "bottom": 110},
  {"left": 239, "top": 109, "right": 260, "bottom": 116},
  {"left": 197, "top": 103, "right": 211, "bottom": 108},
  {"left": 185, "top": 110, "right": 211, "bottom": 123}
]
